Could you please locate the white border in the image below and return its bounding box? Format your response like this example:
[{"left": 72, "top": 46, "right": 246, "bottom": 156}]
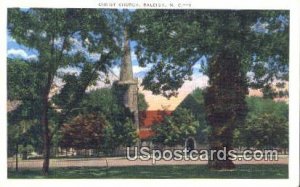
[
  {"left": 0, "top": 0, "right": 296, "bottom": 9},
  {"left": 1, "top": 0, "right": 299, "bottom": 187}
]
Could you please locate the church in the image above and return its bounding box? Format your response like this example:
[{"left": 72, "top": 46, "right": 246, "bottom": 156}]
[{"left": 116, "top": 30, "right": 201, "bottom": 151}]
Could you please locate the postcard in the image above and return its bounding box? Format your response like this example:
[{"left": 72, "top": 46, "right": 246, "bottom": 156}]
[{"left": 2, "top": 0, "right": 300, "bottom": 187}]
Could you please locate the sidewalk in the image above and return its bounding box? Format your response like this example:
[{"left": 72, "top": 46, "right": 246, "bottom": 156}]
[{"left": 7, "top": 156, "right": 288, "bottom": 169}]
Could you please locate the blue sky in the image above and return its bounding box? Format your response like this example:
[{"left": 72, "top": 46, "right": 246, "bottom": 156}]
[{"left": 7, "top": 34, "right": 39, "bottom": 61}]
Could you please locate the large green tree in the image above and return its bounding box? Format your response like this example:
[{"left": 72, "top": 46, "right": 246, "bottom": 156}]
[
  {"left": 8, "top": 9, "right": 120, "bottom": 174},
  {"left": 7, "top": 58, "right": 44, "bottom": 163},
  {"left": 131, "top": 10, "right": 289, "bottom": 169}
]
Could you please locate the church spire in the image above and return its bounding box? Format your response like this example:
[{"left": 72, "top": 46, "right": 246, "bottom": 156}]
[
  {"left": 120, "top": 28, "right": 134, "bottom": 82},
  {"left": 117, "top": 27, "right": 139, "bottom": 132}
]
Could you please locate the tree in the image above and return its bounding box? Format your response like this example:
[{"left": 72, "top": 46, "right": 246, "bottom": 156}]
[
  {"left": 73, "top": 87, "right": 139, "bottom": 153},
  {"left": 138, "top": 93, "right": 149, "bottom": 112},
  {"left": 7, "top": 59, "right": 44, "bottom": 161},
  {"left": 131, "top": 10, "right": 288, "bottom": 169},
  {"left": 151, "top": 108, "right": 199, "bottom": 147},
  {"left": 204, "top": 50, "right": 248, "bottom": 169},
  {"left": 103, "top": 118, "right": 137, "bottom": 154},
  {"left": 233, "top": 97, "right": 288, "bottom": 150},
  {"left": 246, "top": 96, "right": 288, "bottom": 118},
  {"left": 8, "top": 9, "right": 120, "bottom": 174},
  {"left": 59, "top": 113, "right": 108, "bottom": 151},
  {"left": 241, "top": 113, "right": 288, "bottom": 149},
  {"left": 131, "top": 10, "right": 288, "bottom": 95}
]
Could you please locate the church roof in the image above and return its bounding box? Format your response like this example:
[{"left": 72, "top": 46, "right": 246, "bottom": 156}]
[
  {"left": 139, "top": 110, "right": 172, "bottom": 128},
  {"left": 139, "top": 110, "right": 172, "bottom": 140}
]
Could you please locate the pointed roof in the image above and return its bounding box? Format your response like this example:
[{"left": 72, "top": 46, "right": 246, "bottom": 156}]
[{"left": 119, "top": 28, "right": 134, "bottom": 83}]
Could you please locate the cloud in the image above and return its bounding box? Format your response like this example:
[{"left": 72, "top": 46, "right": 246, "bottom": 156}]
[
  {"left": 132, "top": 65, "right": 149, "bottom": 74},
  {"left": 7, "top": 48, "right": 38, "bottom": 61},
  {"left": 133, "top": 64, "right": 153, "bottom": 73},
  {"left": 57, "top": 66, "right": 81, "bottom": 76}
]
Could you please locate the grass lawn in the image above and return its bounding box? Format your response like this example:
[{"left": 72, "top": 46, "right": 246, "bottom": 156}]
[{"left": 8, "top": 164, "right": 288, "bottom": 179}]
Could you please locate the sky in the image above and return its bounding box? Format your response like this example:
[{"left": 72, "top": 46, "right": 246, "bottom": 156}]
[{"left": 7, "top": 35, "right": 39, "bottom": 61}]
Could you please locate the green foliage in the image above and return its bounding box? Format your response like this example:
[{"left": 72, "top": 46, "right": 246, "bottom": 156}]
[
  {"left": 178, "top": 89, "right": 288, "bottom": 149},
  {"left": 131, "top": 10, "right": 289, "bottom": 97},
  {"left": 7, "top": 59, "right": 42, "bottom": 156},
  {"left": 67, "top": 87, "right": 139, "bottom": 153},
  {"left": 138, "top": 93, "right": 149, "bottom": 111},
  {"left": 7, "top": 58, "right": 44, "bottom": 121},
  {"left": 246, "top": 96, "right": 288, "bottom": 118},
  {"left": 151, "top": 108, "right": 199, "bottom": 147},
  {"left": 7, "top": 59, "right": 40, "bottom": 100},
  {"left": 233, "top": 97, "right": 288, "bottom": 149},
  {"left": 8, "top": 8, "right": 123, "bottom": 173},
  {"left": 80, "top": 86, "right": 147, "bottom": 121},
  {"left": 7, "top": 58, "right": 57, "bottom": 157},
  {"left": 8, "top": 8, "right": 122, "bottom": 122},
  {"left": 59, "top": 113, "right": 108, "bottom": 150},
  {"left": 240, "top": 113, "right": 288, "bottom": 149},
  {"left": 59, "top": 110, "right": 138, "bottom": 154},
  {"left": 103, "top": 118, "right": 137, "bottom": 151},
  {"left": 7, "top": 119, "right": 43, "bottom": 157},
  {"left": 79, "top": 87, "right": 125, "bottom": 121},
  {"left": 7, "top": 124, "right": 19, "bottom": 157}
]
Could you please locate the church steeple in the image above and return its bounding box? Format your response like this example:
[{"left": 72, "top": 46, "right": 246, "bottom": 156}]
[
  {"left": 117, "top": 27, "right": 139, "bottom": 132},
  {"left": 120, "top": 28, "right": 134, "bottom": 82}
]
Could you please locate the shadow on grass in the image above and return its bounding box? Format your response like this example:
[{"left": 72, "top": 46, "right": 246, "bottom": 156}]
[{"left": 8, "top": 164, "right": 288, "bottom": 179}]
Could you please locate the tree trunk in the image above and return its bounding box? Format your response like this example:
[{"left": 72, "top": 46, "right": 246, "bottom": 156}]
[
  {"left": 41, "top": 63, "right": 54, "bottom": 175},
  {"left": 204, "top": 50, "right": 248, "bottom": 170},
  {"left": 42, "top": 94, "right": 51, "bottom": 175},
  {"left": 22, "top": 144, "right": 28, "bottom": 160},
  {"left": 42, "top": 132, "right": 50, "bottom": 175},
  {"left": 207, "top": 123, "right": 235, "bottom": 170},
  {"left": 15, "top": 143, "right": 18, "bottom": 172}
]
